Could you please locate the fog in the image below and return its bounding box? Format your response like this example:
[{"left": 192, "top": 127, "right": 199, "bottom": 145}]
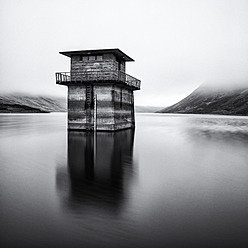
[{"left": 1, "top": 0, "right": 248, "bottom": 106}]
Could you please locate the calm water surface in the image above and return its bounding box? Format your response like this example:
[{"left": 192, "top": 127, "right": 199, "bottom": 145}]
[{"left": 0, "top": 113, "right": 248, "bottom": 248}]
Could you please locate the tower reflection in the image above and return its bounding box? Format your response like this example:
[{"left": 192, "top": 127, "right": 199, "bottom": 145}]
[{"left": 56, "top": 129, "right": 135, "bottom": 214}]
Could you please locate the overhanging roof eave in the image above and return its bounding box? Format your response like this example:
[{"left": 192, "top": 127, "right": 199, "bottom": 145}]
[{"left": 59, "top": 48, "right": 134, "bottom": 62}]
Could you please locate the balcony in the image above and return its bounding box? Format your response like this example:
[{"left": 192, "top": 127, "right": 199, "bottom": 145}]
[{"left": 55, "top": 70, "right": 141, "bottom": 90}]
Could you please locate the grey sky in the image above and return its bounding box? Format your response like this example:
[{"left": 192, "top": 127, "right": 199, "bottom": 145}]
[{"left": 1, "top": 0, "right": 248, "bottom": 106}]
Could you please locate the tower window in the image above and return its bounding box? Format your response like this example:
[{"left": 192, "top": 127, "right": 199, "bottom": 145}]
[{"left": 80, "top": 55, "right": 103, "bottom": 61}]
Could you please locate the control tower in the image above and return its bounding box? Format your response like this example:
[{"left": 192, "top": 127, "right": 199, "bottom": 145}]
[{"left": 56, "top": 48, "right": 141, "bottom": 131}]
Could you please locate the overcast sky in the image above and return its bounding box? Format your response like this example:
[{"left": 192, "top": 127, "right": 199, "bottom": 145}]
[{"left": 1, "top": 0, "right": 248, "bottom": 106}]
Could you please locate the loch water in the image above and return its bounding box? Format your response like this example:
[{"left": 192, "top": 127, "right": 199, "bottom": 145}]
[{"left": 0, "top": 113, "right": 248, "bottom": 248}]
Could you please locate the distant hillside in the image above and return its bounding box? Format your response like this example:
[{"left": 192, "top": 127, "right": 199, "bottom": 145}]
[
  {"left": 158, "top": 85, "right": 248, "bottom": 116},
  {"left": 0, "top": 95, "right": 67, "bottom": 113},
  {"left": 135, "top": 106, "right": 162, "bottom": 113}
]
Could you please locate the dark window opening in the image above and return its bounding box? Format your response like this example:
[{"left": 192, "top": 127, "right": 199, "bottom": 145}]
[
  {"left": 80, "top": 55, "right": 103, "bottom": 61},
  {"left": 96, "top": 55, "right": 103, "bottom": 61},
  {"left": 89, "top": 56, "right": 95, "bottom": 61}
]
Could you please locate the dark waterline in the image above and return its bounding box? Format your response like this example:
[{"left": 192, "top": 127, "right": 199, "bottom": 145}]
[{"left": 0, "top": 113, "right": 248, "bottom": 248}]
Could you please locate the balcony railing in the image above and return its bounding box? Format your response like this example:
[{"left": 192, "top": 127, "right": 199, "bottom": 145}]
[{"left": 55, "top": 70, "right": 141, "bottom": 90}]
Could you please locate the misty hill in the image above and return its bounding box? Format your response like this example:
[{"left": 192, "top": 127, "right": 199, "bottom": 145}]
[
  {"left": 158, "top": 85, "right": 248, "bottom": 116},
  {"left": 0, "top": 94, "right": 161, "bottom": 113},
  {"left": 0, "top": 95, "right": 67, "bottom": 113},
  {"left": 135, "top": 106, "right": 162, "bottom": 113}
]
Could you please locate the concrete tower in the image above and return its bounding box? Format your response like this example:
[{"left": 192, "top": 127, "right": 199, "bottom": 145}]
[{"left": 56, "top": 48, "right": 141, "bottom": 131}]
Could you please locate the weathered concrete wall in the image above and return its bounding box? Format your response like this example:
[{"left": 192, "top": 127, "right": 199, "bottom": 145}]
[
  {"left": 112, "top": 86, "right": 134, "bottom": 129},
  {"left": 68, "top": 86, "right": 87, "bottom": 130},
  {"left": 94, "top": 85, "right": 115, "bottom": 130},
  {"left": 67, "top": 84, "right": 135, "bottom": 131}
]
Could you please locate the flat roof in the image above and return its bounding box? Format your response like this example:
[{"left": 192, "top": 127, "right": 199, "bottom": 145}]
[{"left": 59, "top": 48, "right": 134, "bottom": 62}]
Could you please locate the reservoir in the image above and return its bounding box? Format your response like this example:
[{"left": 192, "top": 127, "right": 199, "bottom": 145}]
[{"left": 1, "top": 113, "right": 248, "bottom": 247}]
